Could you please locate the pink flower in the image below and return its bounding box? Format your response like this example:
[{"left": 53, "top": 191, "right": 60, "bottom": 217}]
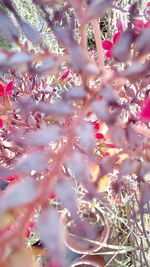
[
  {"left": 147, "top": 2, "right": 150, "bottom": 7},
  {"left": 95, "top": 132, "right": 105, "bottom": 139},
  {"left": 102, "top": 20, "right": 123, "bottom": 58},
  {"left": 3, "top": 175, "right": 19, "bottom": 183},
  {"left": 105, "top": 143, "right": 116, "bottom": 148},
  {"left": 59, "top": 69, "right": 71, "bottom": 82},
  {"left": 103, "top": 152, "right": 110, "bottom": 157},
  {"left": 0, "top": 119, "right": 3, "bottom": 128},
  {"left": 93, "top": 122, "right": 104, "bottom": 139},
  {"left": 0, "top": 81, "right": 13, "bottom": 97},
  {"left": 48, "top": 193, "right": 57, "bottom": 199},
  {"left": 140, "top": 97, "right": 150, "bottom": 122},
  {"left": 111, "top": 195, "right": 122, "bottom": 204},
  {"left": 25, "top": 221, "right": 36, "bottom": 238},
  {"left": 133, "top": 19, "right": 150, "bottom": 32},
  {"left": 93, "top": 122, "right": 101, "bottom": 131}
]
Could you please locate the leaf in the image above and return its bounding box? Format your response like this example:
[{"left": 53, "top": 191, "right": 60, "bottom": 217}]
[
  {"left": 140, "top": 182, "right": 150, "bottom": 206},
  {"left": 99, "top": 155, "right": 118, "bottom": 177},
  {"left": 0, "top": 52, "right": 7, "bottom": 65},
  {"left": 66, "top": 152, "right": 97, "bottom": 197},
  {"left": 36, "top": 57, "right": 58, "bottom": 73},
  {"left": 26, "top": 126, "right": 61, "bottom": 146},
  {"left": 9, "top": 52, "right": 32, "bottom": 65},
  {"left": 37, "top": 208, "right": 64, "bottom": 262},
  {"left": 101, "top": 85, "right": 116, "bottom": 104},
  {"left": 84, "top": 63, "right": 99, "bottom": 76},
  {"left": 17, "top": 99, "right": 73, "bottom": 117},
  {"left": 92, "top": 100, "right": 116, "bottom": 123},
  {"left": 86, "top": 0, "right": 113, "bottom": 21},
  {"left": 69, "top": 86, "right": 86, "bottom": 99},
  {"left": 66, "top": 151, "right": 90, "bottom": 183},
  {"left": 76, "top": 122, "right": 95, "bottom": 152},
  {"left": 109, "top": 125, "right": 127, "bottom": 148},
  {"left": 0, "top": 14, "right": 19, "bottom": 42},
  {"left": 113, "top": 31, "right": 134, "bottom": 62},
  {"left": 54, "top": 26, "right": 75, "bottom": 47},
  {"left": 140, "top": 161, "right": 150, "bottom": 178},
  {"left": 39, "top": 102, "right": 73, "bottom": 116},
  {"left": 15, "top": 151, "right": 48, "bottom": 172},
  {"left": 27, "top": 113, "right": 37, "bottom": 128},
  {"left": 136, "top": 28, "right": 150, "bottom": 55},
  {"left": 119, "top": 158, "right": 140, "bottom": 176},
  {"left": 20, "top": 22, "right": 42, "bottom": 45},
  {"left": 122, "top": 62, "right": 148, "bottom": 81},
  {"left": 70, "top": 46, "right": 85, "bottom": 73},
  {"left": 55, "top": 180, "right": 77, "bottom": 215},
  {"left": 98, "top": 175, "right": 109, "bottom": 192},
  {"left": 0, "top": 178, "right": 38, "bottom": 212},
  {"left": 126, "top": 125, "right": 145, "bottom": 149}
]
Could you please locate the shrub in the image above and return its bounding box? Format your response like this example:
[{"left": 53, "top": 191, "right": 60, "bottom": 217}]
[{"left": 0, "top": 0, "right": 150, "bottom": 266}]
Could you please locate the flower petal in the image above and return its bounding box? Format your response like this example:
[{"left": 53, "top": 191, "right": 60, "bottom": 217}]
[
  {"left": 6, "top": 91, "right": 12, "bottom": 96},
  {"left": 144, "top": 20, "right": 150, "bottom": 28},
  {"left": 147, "top": 2, "right": 150, "bottom": 7},
  {"left": 102, "top": 40, "right": 113, "bottom": 50},
  {"left": 48, "top": 193, "right": 57, "bottom": 199},
  {"left": 105, "top": 49, "right": 113, "bottom": 58},
  {"left": 113, "top": 32, "right": 122, "bottom": 44},
  {"left": 59, "top": 69, "right": 70, "bottom": 81},
  {"left": 25, "top": 228, "right": 30, "bottom": 238},
  {"left": 3, "top": 176, "right": 18, "bottom": 182},
  {"left": 133, "top": 19, "right": 144, "bottom": 31},
  {"left": 140, "top": 97, "right": 150, "bottom": 121},
  {"left": 0, "top": 119, "right": 3, "bottom": 128},
  {"left": 0, "top": 84, "right": 5, "bottom": 95},
  {"left": 28, "top": 221, "right": 36, "bottom": 228},
  {"left": 95, "top": 132, "right": 104, "bottom": 139},
  {"left": 93, "top": 122, "right": 100, "bottom": 131},
  {"left": 117, "top": 19, "right": 123, "bottom": 32},
  {"left": 6, "top": 81, "right": 13, "bottom": 93}
]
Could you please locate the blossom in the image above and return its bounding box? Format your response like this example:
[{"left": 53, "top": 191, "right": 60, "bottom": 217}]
[
  {"left": 59, "top": 69, "right": 70, "bottom": 81},
  {"left": 25, "top": 221, "right": 36, "bottom": 238},
  {"left": 93, "top": 122, "right": 105, "bottom": 139},
  {"left": 111, "top": 195, "right": 122, "bottom": 204},
  {"left": 93, "top": 122, "right": 100, "bottom": 131},
  {"left": 133, "top": 19, "right": 150, "bottom": 32},
  {"left": 102, "top": 20, "right": 123, "bottom": 58},
  {"left": 0, "top": 119, "right": 3, "bottom": 128},
  {"left": 140, "top": 97, "right": 150, "bottom": 122},
  {"left": 58, "top": 69, "right": 72, "bottom": 84},
  {"left": 3, "top": 176, "right": 19, "bottom": 183},
  {"left": 0, "top": 81, "right": 13, "bottom": 97},
  {"left": 48, "top": 192, "right": 57, "bottom": 199},
  {"left": 95, "top": 132, "right": 105, "bottom": 139}
]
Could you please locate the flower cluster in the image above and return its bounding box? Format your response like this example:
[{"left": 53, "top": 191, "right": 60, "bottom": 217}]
[
  {"left": 102, "top": 20, "right": 123, "bottom": 58},
  {"left": 0, "top": 81, "right": 13, "bottom": 96}
]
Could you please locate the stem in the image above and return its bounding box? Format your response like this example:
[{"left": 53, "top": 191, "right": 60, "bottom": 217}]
[
  {"left": 91, "top": 19, "right": 105, "bottom": 71},
  {"left": 80, "top": 23, "right": 88, "bottom": 57},
  {"left": 3, "top": 96, "right": 12, "bottom": 111}
]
